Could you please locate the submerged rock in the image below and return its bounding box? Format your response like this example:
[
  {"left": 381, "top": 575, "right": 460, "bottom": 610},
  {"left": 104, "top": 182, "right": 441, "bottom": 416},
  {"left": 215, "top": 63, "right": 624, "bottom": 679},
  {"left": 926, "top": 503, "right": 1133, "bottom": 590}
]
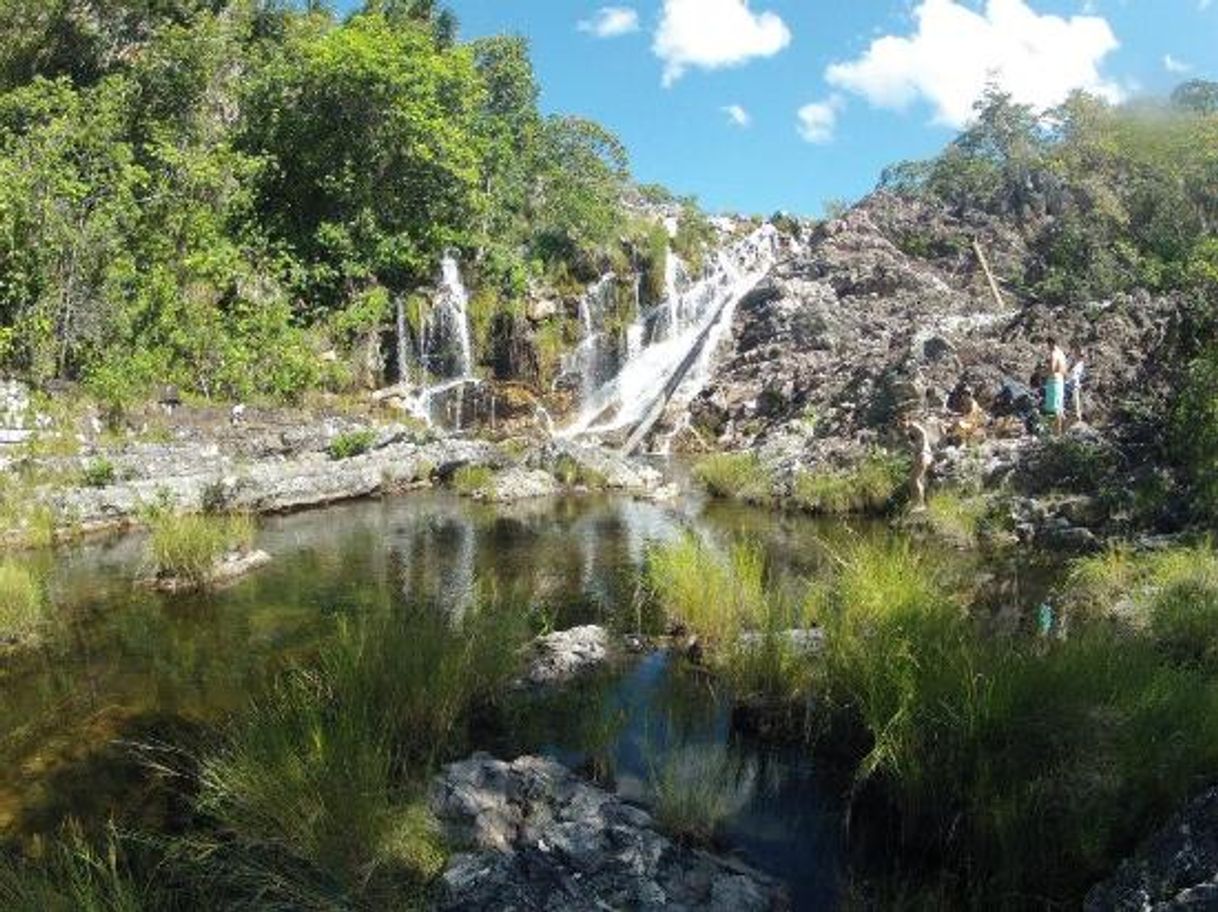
[
  {"left": 430, "top": 753, "right": 786, "bottom": 911},
  {"left": 1086, "top": 787, "right": 1218, "bottom": 910},
  {"left": 524, "top": 625, "right": 610, "bottom": 685}
]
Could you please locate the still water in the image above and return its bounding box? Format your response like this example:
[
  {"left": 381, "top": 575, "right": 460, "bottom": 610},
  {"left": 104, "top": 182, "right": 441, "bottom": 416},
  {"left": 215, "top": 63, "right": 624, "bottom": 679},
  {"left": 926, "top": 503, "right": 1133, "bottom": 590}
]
[{"left": 0, "top": 491, "right": 1050, "bottom": 909}]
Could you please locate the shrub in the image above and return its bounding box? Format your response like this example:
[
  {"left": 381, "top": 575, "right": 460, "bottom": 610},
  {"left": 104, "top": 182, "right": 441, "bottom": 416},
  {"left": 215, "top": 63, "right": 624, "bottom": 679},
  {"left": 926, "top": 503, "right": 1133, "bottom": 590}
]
[
  {"left": 650, "top": 745, "right": 757, "bottom": 847},
  {"left": 80, "top": 457, "right": 116, "bottom": 488},
  {"left": 0, "top": 561, "right": 44, "bottom": 643},
  {"left": 451, "top": 464, "right": 494, "bottom": 497},
  {"left": 147, "top": 512, "right": 255, "bottom": 585},
  {"left": 328, "top": 429, "right": 377, "bottom": 461},
  {"left": 790, "top": 451, "right": 906, "bottom": 515},
  {"left": 693, "top": 452, "right": 772, "bottom": 504}
]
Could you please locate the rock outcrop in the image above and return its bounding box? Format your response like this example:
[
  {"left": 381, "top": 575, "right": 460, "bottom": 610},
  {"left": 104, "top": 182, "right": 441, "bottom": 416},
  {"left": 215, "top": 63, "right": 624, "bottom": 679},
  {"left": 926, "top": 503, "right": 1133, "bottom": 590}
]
[
  {"left": 1086, "top": 788, "right": 1218, "bottom": 910},
  {"left": 430, "top": 753, "right": 786, "bottom": 911},
  {"left": 523, "top": 625, "right": 610, "bottom": 685}
]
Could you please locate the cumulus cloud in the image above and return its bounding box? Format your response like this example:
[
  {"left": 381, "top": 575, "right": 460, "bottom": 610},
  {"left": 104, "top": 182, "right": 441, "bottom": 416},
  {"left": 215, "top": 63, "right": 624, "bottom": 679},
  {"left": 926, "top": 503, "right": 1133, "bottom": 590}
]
[
  {"left": 722, "top": 104, "right": 751, "bottom": 127},
  {"left": 826, "top": 0, "right": 1123, "bottom": 128},
  {"left": 797, "top": 96, "right": 844, "bottom": 144},
  {"left": 578, "top": 6, "right": 640, "bottom": 39},
  {"left": 654, "top": 0, "right": 791, "bottom": 87},
  {"left": 1164, "top": 54, "right": 1192, "bottom": 74}
]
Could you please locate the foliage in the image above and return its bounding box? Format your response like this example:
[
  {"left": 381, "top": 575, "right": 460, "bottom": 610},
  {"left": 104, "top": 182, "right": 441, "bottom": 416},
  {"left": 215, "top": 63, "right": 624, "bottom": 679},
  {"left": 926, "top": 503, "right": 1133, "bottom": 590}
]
[
  {"left": 650, "top": 745, "right": 757, "bottom": 847},
  {"left": 923, "top": 490, "right": 989, "bottom": 547},
  {"left": 692, "top": 452, "right": 772, "bottom": 504},
  {"left": 553, "top": 454, "right": 607, "bottom": 489},
  {"left": 146, "top": 511, "right": 255, "bottom": 586},
  {"left": 790, "top": 452, "right": 906, "bottom": 515},
  {"left": 80, "top": 457, "right": 116, "bottom": 488},
  {"left": 0, "top": 559, "right": 43, "bottom": 642},
  {"left": 327, "top": 428, "right": 377, "bottom": 461},
  {"left": 1171, "top": 345, "right": 1218, "bottom": 518},
  {"left": 451, "top": 464, "right": 493, "bottom": 496}
]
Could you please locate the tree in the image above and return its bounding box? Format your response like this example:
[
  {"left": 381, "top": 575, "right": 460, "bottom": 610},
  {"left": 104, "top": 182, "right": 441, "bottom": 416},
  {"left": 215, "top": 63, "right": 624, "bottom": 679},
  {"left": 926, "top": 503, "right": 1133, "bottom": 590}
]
[{"left": 1172, "top": 80, "right": 1218, "bottom": 116}]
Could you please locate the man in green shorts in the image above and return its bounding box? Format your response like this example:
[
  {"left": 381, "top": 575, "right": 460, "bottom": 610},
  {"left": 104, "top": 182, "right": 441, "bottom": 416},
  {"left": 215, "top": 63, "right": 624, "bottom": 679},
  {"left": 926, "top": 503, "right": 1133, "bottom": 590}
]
[{"left": 1044, "top": 338, "right": 1068, "bottom": 434}]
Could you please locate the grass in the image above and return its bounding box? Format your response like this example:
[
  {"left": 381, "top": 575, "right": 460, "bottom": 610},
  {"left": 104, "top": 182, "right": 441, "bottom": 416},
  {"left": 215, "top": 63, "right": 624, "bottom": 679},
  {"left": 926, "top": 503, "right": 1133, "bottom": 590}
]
[
  {"left": 80, "top": 457, "right": 117, "bottom": 488},
  {"left": 693, "top": 452, "right": 773, "bottom": 504},
  {"left": 327, "top": 428, "right": 377, "bottom": 461},
  {"left": 923, "top": 490, "right": 989, "bottom": 547},
  {"left": 0, "top": 561, "right": 44, "bottom": 643},
  {"left": 553, "top": 454, "right": 608, "bottom": 489},
  {"left": 146, "top": 512, "right": 255, "bottom": 586},
  {"left": 198, "top": 602, "right": 526, "bottom": 905},
  {"left": 451, "top": 464, "right": 494, "bottom": 497},
  {"left": 805, "top": 537, "right": 1218, "bottom": 907},
  {"left": 0, "top": 826, "right": 146, "bottom": 912},
  {"left": 790, "top": 451, "right": 907, "bottom": 515},
  {"left": 650, "top": 744, "right": 757, "bottom": 847}
]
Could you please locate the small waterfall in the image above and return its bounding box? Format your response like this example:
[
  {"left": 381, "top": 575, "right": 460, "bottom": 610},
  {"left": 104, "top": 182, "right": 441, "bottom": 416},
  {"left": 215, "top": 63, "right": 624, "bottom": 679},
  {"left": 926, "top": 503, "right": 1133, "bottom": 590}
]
[
  {"left": 562, "top": 224, "right": 780, "bottom": 444},
  {"left": 405, "top": 254, "right": 480, "bottom": 431}
]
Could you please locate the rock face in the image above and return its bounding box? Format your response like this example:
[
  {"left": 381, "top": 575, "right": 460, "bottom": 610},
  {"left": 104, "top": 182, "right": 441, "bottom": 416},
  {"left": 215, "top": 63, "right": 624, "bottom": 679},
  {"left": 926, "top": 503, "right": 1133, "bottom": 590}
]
[
  {"left": 685, "top": 192, "right": 1182, "bottom": 468},
  {"left": 1086, "top": 788, "right": 1218, "bottom": 910},
  {"left": 524, "top": 625, "right": 610, "bottom": 685},
  {"left": 430, "top": 753, "right": 786, "bottom": 912}
]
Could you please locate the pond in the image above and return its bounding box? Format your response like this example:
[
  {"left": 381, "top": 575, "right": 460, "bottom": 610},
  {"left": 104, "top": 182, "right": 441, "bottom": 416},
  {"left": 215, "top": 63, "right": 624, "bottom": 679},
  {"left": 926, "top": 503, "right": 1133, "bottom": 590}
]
[{"left": 0, "top": 491, "right": 1056, "bottom": 909}]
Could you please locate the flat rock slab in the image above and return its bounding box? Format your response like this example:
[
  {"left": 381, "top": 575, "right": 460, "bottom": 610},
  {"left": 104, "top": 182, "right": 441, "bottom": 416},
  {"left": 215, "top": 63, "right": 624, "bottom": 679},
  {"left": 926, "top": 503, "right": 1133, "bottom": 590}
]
[
  {"left": 524, "top": 625, "right": 610, "bottom": 685},
  {"left": 430, "top": 753, "right": 787, "bottom": 912},
  {"left": 141, "top": 549, "right": 272, "bottom": 593},
  {"left": 1086, "top": 787, "right": 1218, "bottom": 911}
]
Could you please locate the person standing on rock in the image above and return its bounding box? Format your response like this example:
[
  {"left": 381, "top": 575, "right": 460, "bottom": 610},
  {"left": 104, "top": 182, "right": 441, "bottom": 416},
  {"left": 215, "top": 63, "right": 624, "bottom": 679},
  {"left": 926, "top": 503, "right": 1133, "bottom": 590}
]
[
  {"left": 903, "top": 416, "right": 934, "bottom": 510},
  {"left": 1066, "top": 348, "right": 1086, "bottom": 424},
  {"left": 1044, "top": 338, "right": 1069, "bottom": 435}
]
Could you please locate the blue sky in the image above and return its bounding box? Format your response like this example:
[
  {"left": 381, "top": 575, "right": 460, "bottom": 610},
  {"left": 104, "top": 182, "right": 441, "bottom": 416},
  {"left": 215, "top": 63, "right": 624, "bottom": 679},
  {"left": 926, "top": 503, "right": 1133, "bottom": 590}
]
[{"left": 342, "top": 1, "right": 1217, "bottom": 216}]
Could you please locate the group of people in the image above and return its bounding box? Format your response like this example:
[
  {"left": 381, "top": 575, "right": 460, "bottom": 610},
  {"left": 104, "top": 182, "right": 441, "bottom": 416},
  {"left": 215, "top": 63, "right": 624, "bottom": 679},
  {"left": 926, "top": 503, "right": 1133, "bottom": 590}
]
[{"left": 903, "top": 338, "right": 1088, "bottom": 509}]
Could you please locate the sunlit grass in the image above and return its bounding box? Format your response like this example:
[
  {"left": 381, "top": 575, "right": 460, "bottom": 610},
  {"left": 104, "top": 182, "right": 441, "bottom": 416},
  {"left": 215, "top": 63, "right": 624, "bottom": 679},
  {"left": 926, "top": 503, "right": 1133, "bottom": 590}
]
[
  {"left": 650, "top": 744, "right": 757, "bottom": 847},
  {"left": 693, "top": 452, "right": 772, "bottom": 504},
  {"left": 923, "top": 490, "right": 989, "bottom": 547},
  {"left": 147, "top": 512, "right": 255, "bottom": 586},
  {"left": 451, "top": 465, "right": 494, "bottom": 497},
  {"left": 0, "top": 560, "right": 45, "bottom": 643},
  {"left": 791, "top": 451, "right": 907, "bottom": 516}
]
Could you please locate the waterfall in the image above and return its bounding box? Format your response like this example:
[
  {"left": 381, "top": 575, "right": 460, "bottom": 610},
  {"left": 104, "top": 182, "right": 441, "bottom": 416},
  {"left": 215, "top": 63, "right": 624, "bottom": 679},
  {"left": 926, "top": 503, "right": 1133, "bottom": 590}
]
[
  {"left": 562, "top": 224, "right": 780, "bottom": 444},
  {"left": 404, "top": 253, "right": 480, "bottom": 430}
]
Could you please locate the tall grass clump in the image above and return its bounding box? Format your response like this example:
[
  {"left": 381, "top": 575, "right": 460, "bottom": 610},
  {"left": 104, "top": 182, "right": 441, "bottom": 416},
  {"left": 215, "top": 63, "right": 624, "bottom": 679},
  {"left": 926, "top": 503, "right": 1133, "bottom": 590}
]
[
  {"left": 650, "top": 744, "right": 757, "bottom": 847},
  {"left": 790, "top": 451, "right": 907, "bottom": 515},
  {"left": 0, "top": 826, "right": 147, "bottom": 912},
  {"left": 922, "top": 490, "right": 988, "bottom": 547},
  {"left": 198, "top": 602, "right": 527, "bottom": 905},
  {"left": 0, "top": 561, "right": 45, "bottom": 643},
  {"left": 327, "top": 428, "right": 377, "bottom": 460},
  {"left": 805, "top": 537, "right": 1218, "bottom": 906},
  {"left": 147, "top": 512, "right": 255, "bottom": 586},
  {"left": 451, "top": 464, "right": 494, "bottom": 497},
  {"left": 693, "top": 452, "right": 773, "bottom": 504}
]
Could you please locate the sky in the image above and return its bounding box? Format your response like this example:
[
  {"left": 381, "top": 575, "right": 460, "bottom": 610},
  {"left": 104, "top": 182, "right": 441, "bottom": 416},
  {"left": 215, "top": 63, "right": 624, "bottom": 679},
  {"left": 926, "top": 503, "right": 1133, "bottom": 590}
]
[{"left": 339, "top": 1, "right": 1218, "bottom": 217}]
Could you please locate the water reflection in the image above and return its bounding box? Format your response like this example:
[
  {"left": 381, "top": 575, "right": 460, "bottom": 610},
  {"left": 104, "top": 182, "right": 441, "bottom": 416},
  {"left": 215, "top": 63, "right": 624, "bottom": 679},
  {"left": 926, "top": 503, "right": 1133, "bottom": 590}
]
[{"left": 0, "top": 490, "right": 1059, "bottom": 909}]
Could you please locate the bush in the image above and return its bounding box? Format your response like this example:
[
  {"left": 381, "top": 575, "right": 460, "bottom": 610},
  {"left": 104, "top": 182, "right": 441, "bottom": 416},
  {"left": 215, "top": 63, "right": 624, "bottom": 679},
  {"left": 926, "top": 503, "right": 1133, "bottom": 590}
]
[
  {"left": 0, "top": 561, "right": 44, "bottom": 643},
  {"left": 693, "top": 452, "right": 772, "bottom": 504},
  {"left": 650, "top": 745, "right": 756, "bottom": 847},
  {"left": 147, "top": 512, "right": 255, "bottom": 586},
  {"left": 451, "top": 464, "right": 494, "bottom": 497},
  {"left": 790, "top": 451, "right": 906, "bottom": 515},
  {"left": 80, "top": 457, "right": 116, "bottom": 488},
  {"left": 327, "top": 429, "right": 377, "bottom": 461}
]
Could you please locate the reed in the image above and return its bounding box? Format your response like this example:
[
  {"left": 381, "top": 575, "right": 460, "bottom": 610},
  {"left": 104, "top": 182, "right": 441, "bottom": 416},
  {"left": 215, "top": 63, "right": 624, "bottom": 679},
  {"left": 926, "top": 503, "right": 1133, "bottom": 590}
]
[{"left": 147, "top": 512, "right": 255, "bottom": 586}]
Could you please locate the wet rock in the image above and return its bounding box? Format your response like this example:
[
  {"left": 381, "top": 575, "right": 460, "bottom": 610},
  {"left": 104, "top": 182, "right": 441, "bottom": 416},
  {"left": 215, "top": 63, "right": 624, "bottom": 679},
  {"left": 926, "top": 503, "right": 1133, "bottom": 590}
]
[
  {"left": 483, "top": 466, "right": 561, "bottom": 503},
  {"left": 524, "top": 625, "right": 610, "bottom": 685},
  {"left": 538, "top": 440, "right": 664, "bottom": 492},
  {"left": 141, "top": 549, "right": 272, "bottom": 593},
  {"left": 430, "top": 753, "right": 787, "bottom": 912},
  {"left": 1086, "top": 787, "right": 1218, "bottom": 911}
]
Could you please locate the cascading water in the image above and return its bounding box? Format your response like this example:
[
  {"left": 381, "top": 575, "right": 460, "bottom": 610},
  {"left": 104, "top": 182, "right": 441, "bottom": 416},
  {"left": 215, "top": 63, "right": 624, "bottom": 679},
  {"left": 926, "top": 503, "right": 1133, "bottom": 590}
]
[
  {"left": 562, "top": 224, "right": 780, "bottom": 448},
  {"left": 405, "top": 253, "right": 479, "bottom": 429}
]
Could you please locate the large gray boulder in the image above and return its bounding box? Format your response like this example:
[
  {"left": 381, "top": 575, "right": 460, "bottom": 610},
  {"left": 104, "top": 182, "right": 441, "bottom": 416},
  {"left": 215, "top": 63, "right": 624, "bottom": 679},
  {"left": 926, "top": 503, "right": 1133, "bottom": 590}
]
[
  {"left": 1086, "top": 788, "right": 1218, "bottom": 910},
  {"left": 430, "top": 753, "right": 786, "bottom": 912},
  {"left": 524, "top": 625, "right": 610, "bottom": 685}
]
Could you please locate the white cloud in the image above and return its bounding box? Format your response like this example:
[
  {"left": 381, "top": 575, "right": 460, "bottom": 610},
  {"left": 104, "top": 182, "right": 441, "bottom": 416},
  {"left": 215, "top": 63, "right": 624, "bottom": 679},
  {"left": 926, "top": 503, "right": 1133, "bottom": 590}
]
[
  {"left": 578, "top": 6, "right": 640, "bottom": 39},
  {"left": 653, "top": 0, "right": 791, "bottom": 87},
  {"left": 1164, "top": 54, "right": 1192, "bottom": 75},
  {"left": 723, "top": 104, "right": 751, "bottom": 127},
  {"left": 797, "top": 96, "right": 844, "bottom": 144},
  {"left": 825, "top": 0, "right": 1123, "bottom": 128}
]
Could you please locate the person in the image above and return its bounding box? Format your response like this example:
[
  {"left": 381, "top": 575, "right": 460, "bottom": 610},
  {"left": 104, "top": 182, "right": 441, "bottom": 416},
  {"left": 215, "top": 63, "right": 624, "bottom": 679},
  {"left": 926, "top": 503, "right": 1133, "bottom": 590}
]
[
  {"left": 1044, "top": 338, "right": 1068, "bottom": 434},
  {"left": 1066, "top": 348, "right": 1085, "bottom": 424},
  {"left": 902, "top": 416, "right": 934, "bottom": 509}
]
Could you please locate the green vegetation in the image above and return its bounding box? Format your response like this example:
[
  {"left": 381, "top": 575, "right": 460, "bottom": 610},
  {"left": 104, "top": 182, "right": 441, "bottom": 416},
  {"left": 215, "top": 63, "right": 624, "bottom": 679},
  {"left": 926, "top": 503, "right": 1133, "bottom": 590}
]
[
  {"left": 553, "top": 454, "right": 608, "bottom": 489},
  {"left": 0, "top": 559, "right": 43, "bottom": 642},
  {"left": 451, "top": 464, "right": 494, "bottom": 496},
  {"left": 650, "top": 745, "right": 757, "bottom": 847},
  {"left": 790, "top": 451, "right": 906, "bottom": 515},
  {"left": 923, "top": 490, "right": 990, "bottom": 547},
  {"left": 692, "top": 452, "right": 772, "bottom": 504},
  {"left": 80, "top": 457, "right": 116, "bottom": 488},
  {"left": 146, "top": 512, "right": 255, "bottom": 586},
  {"left": 0, "top": 1, "right": 668, "bottom": 406},
  {"left": 327, "top": 428, "right": 378, "bottom": 461}
]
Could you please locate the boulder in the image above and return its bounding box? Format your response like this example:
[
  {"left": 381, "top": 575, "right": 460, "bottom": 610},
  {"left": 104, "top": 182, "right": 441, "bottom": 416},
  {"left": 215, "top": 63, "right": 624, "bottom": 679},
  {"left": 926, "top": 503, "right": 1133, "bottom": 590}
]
[
  {"left": 430, "top": 753, "right": 787, "bottom": 912},
  {"left": 524, "top": 625, "right": 610, "bottom": 685}
]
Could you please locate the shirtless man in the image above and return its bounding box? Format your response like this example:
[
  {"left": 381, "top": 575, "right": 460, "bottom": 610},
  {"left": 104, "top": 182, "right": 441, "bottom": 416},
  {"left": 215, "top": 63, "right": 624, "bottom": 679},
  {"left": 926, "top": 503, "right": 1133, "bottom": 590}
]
[
  {"left": 1045, "top": 338, "right": 1069, "bottom": 435},
  {"left": 902, "top": 416, "right": 934, "bottom": 509}
]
